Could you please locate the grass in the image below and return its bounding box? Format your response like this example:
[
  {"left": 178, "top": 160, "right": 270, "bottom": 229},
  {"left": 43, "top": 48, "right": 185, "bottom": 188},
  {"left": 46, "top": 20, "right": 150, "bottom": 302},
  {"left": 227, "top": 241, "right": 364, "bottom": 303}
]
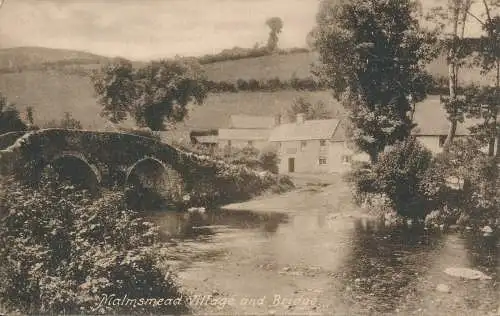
[
  {"left": 0, "top": 70, "right": 108, "bottom": 129},
  {"left": 203, "top": 51, "right": 318, "bottom": 82},
  {"left": 0, "top": 46, "right": 494, "bottom": 132}
]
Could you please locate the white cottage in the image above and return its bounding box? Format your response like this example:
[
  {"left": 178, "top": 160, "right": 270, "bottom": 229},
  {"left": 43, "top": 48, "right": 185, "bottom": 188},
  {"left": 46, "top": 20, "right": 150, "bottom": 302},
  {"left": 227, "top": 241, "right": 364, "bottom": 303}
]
[{"left": 269, "top": 113, "right": 368, "bottom": 174}]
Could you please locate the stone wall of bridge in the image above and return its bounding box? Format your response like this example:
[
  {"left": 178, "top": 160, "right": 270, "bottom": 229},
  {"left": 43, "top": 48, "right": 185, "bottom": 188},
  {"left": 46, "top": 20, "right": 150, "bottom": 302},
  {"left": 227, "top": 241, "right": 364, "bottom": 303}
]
[{"left": 0, "top": 129, "right": 293, "bottom": 208}]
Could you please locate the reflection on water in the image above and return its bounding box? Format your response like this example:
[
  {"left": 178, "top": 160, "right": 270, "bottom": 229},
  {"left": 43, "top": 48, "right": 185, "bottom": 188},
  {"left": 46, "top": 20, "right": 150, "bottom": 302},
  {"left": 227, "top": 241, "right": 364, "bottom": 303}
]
[
  {"left": 337, "top": 219, "right": 446, "bottom": 313},
  {"left": 148, "top": 208, "right": 289, "bottom": 240},
  {"left": 148, "top": 207, "right": 499, "bottom": 314},
  {"left": 464, "top": 232, "right": 499, "bottom": 279}
]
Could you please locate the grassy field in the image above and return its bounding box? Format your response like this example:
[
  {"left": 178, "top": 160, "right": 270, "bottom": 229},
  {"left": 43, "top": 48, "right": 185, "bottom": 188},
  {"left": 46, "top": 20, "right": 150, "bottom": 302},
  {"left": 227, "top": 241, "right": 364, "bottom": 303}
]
[
  {"left": 0, "top": 70, "right": 108, "bottom": 129},
  {"left": 0, "top": 68, "right": 340, "bottom": 130},
  {"left": 0, "top": 46, "right": 494, "bottom": 132},
  {"left": 203, "top": 51, "right": 317, "bottom": 81}
]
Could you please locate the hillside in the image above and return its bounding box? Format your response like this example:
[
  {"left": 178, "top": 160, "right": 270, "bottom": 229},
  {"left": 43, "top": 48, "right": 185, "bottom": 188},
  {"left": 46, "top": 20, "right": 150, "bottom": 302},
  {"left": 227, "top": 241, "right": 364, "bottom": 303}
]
[
  {"left": 0, "top": 47, "right": 114, "bottom": 70},
  {"left": 0, "top": 46, "right": 495, "bottom": 133},
  {"left": 203, "top": 51, "right": 317, "bottom": 81}
]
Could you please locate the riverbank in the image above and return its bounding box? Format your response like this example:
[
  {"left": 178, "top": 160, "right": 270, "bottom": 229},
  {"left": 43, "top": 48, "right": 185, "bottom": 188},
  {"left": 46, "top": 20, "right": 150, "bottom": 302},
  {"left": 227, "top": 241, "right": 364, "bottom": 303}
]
[{"left": 155, "top": 175, "right": 499, "bottom": 316}]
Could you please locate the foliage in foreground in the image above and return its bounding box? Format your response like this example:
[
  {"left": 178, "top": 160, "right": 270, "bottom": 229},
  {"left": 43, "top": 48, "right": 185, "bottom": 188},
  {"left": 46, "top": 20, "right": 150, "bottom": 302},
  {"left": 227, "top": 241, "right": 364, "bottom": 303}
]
[{"left": 0, "top": 177, "right": 188, "bottom": 315}]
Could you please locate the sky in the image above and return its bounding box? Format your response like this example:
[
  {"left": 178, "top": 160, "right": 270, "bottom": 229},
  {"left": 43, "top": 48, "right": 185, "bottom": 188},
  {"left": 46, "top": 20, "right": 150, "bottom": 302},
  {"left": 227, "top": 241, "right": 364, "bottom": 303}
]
[
  {"left": 0, "top": 0, "right": 320, "bottom": 60},
  {"left": 0, "top": 0, "right": 491, "bottom": 61}
]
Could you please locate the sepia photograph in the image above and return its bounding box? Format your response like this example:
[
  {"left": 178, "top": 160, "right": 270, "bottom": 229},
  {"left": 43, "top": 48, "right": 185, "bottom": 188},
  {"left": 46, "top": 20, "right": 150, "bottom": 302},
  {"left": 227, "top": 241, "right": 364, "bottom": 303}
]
[{"left": 0, "top": 0, "right": 498, "bottom": 315}]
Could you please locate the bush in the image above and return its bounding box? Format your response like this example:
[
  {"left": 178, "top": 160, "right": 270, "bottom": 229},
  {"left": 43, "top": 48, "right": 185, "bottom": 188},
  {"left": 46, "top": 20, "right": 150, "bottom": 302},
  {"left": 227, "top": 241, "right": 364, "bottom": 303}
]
[
  {"left": 433, "top": 138, "right": 500, "bottom": 227},
  {"left": 258, "top": 148, "right": 279, "bottom": 174},
  {"left": 0, "top": 177, "right": 188, "bottom": 315},
  {"left": 347, "top": 138, "right": 439, "bottom": 220},
  {"left": 372, "top": 138, "right": 437, "bottom": 219},
  {"left": 0, "top": 94, "right": 27, "bottom": 134}
]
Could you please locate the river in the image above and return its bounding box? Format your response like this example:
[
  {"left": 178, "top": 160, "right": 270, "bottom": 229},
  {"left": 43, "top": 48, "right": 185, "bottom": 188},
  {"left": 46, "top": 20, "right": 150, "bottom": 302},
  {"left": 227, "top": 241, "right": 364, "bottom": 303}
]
[{"left": 149, "top": 177, "right": 499, "bottom": 316}]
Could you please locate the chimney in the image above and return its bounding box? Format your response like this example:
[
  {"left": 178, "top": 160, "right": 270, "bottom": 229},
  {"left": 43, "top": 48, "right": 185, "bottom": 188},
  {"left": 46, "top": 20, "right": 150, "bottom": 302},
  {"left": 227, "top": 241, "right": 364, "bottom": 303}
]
[
  {"left": 274, "top": 114, "right": 281, "bottom": 126},
  {"left": 296, "top": 113, "right": 305, "bottom": 124}
]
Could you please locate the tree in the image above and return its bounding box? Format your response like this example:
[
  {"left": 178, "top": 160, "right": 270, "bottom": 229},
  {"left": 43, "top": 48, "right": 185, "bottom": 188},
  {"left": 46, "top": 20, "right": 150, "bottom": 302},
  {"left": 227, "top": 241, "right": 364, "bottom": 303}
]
[
  {"left": 0, "top": 93, "right": 27, "bottom": 134},
  {"left": 285, "top": 96, "right": 332, "bottom": 122},
  {"left": 312, "top": 0, "right": 436, "bottom": 163},
  {"left": 266, "top": 17, "right": 284, "bottom": 52},
  {"left": 427, "top": 0, "right": 474, "bottom": 149},
  {"left": 91, "top": 58, "right": 207, "bottom": 131},
  {"left": 470, "top": 3, "right": 500, "bottom": 158},
  {"left": 91, "top": 58, "right": 136, "bottom": 124}
]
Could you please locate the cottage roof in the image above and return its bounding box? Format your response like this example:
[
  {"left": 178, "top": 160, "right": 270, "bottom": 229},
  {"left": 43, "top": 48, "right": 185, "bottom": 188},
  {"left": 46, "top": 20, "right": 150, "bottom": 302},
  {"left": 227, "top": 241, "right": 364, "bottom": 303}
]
[
  {"left": 228, "top": 115, "right": 275, "bottom": 129},
  {"left": 218, "top": 128, "right": 271, "bottom": 141},
  {"left": 412, "top": 96, "right": 474, "bottom": 136},
  {"left": 269, "top": 119, "right": 341, "bottom": 142}
]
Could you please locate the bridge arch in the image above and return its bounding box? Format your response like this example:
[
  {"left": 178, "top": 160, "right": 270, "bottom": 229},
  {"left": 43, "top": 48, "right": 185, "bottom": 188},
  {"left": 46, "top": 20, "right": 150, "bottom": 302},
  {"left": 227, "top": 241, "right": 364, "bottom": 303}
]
[
  {"left": 125, "top": 156, "right": 167, "bottom": 187},
  {"left": 44, "top": 152, "right": 101, "bottom": 194},
  {"left": 125, "top": 156, "right": 185, "bottom": 210}
]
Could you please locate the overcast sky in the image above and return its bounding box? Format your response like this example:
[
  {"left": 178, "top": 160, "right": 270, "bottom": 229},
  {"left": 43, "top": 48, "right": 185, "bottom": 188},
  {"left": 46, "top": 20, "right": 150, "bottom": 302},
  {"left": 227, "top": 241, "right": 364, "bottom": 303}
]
[{"left": 0, "top": 0, "right": 490, "bottom": 61}]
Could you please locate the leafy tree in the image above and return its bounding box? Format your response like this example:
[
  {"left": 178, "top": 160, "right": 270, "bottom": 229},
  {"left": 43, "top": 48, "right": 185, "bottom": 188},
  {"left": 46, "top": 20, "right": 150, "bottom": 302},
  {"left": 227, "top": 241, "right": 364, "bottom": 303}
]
[
  {"left": 470, "top": 4, "right": 500, "bottom": 157},
  {"left": 312, "top": 0, "right": 436, "bottom": 162},
  {"left": 92, "top": 58, "right": 207, "bottom": 131},
  {"left": 0, "top": 93, "right": 27, "bottom": 134},
  {"left": 285, "top": 96, "right": 332, "bottom": 122},
  {"left": 91, "top": 58, "right": 136, "bottom": 124},
  {"left": 266, "top": 17, "right": 284, "bottom": 52},
  {"left": 427, "top": 0, "right": 475, "bottom": 148}
]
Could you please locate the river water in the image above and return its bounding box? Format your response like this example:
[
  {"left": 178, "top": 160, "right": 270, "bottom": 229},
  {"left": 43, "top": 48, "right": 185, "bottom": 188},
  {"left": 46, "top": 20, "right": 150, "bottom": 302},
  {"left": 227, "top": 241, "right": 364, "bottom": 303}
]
[{"left": 149, "top": 185, "right": 499, "bottom": 315}]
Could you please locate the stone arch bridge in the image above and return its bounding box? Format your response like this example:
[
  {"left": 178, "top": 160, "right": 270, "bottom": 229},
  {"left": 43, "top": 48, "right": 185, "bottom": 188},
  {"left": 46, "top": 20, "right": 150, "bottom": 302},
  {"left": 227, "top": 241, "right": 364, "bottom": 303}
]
[{"left": 0, "top": 129, "right": 278, "bottom": 208}]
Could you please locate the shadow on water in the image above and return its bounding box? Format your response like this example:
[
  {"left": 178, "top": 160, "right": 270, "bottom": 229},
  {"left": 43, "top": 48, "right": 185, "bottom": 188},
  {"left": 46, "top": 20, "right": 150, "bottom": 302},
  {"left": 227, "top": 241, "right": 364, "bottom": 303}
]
[
  {"left": 148, "top": 208, "right": 289, "bottom": 241},
  {"left": 336, "top": 218, "right": 446, "bottom": 314},
  {"left": 458, "top": 231, "right": 500, "bottom": 311},
  {"left": 463, "top": 231, "right": 499, "bottom": 279}
]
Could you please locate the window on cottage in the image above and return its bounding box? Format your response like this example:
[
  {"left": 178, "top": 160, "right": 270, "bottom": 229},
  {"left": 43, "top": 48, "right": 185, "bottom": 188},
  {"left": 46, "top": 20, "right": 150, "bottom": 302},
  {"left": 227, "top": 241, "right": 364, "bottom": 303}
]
[
  {"left": 301, "top": 140, "right": 307, "bottom": 150},
  {"left": 341, "top": 155, "right": 352, "bottom": 164},
  {"left": 438, "top": 135, "right": 446, "bottom": 148},
  {"left": 320, "top": 139, "right": 327, "bottom": 146},
  {"left": 319, "top": 157, "right": 328, "bottom": 165},
  {"left": 227, "top": 140, "right": 232, "bottom": 147}
]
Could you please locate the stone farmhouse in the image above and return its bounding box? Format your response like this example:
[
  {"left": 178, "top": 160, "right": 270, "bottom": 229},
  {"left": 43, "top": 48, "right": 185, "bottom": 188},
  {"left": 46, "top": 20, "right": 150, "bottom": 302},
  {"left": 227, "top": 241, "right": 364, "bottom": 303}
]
[
  {"left": 269, "top": 113, "right": 367, "bottom": 174},
  {"left": 214, "top": 96, "right": 495, "bottom": 174},
  {"left": 217, "top": 115, "right": 279, "bottom": 151}
]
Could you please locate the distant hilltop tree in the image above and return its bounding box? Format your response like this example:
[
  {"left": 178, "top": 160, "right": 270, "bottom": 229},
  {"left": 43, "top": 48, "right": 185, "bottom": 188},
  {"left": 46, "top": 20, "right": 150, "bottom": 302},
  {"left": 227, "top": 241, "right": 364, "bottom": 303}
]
[{"left": 266, "top": 17, "right": 284, "bottom": 52}]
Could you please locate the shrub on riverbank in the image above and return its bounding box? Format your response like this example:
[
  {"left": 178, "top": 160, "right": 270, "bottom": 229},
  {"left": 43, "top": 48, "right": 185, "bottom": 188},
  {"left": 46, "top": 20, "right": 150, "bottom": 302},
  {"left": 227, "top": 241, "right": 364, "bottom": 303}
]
[
  {"left": 348, "top": 137, "right": 499, "bottom": 231},
  {"left": 431, "top": 139, "right": 499, "bottom": 229},
  {"left": 348, "top": 139, "right": 440, "bottom": 220},
  {"left": 0, "top": 177, "right": 188, "bottom": 315},
  {"left": 185, "top": 160, "right": 294, "bottom": 208}
]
